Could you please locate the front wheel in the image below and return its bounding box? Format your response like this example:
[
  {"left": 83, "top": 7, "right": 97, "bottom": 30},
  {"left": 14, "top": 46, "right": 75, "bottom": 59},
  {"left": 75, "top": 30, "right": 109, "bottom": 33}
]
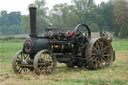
[
  {"left": 12, "top": 50, "right": 32, "bottom": 74},
  {"left": 33, "top": 50, "right": 57, "bottom": 75}
]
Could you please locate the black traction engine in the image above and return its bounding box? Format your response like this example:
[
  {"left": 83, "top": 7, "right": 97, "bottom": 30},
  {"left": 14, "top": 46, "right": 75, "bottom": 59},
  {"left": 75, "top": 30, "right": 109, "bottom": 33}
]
[{"left": 12, "top": 7, "right": 115, "bottom": 75}]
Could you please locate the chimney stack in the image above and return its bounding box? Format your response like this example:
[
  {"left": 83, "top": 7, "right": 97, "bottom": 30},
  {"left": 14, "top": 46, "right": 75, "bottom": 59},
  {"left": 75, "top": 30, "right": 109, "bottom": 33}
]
[{"left": 29, "top": 7, "right": 37, "bottom": 37}]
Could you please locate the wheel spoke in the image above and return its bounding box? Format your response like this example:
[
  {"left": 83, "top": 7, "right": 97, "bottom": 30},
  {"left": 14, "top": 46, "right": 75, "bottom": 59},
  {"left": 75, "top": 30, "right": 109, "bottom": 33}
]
[
  {"left": 21, "top": 53, "right": 23, "bottom": 59},
  {"left": 92, "top": 53, "right": 97, "bottom": 56},
  {"left": 40, "top": 67, "right": 45, "bottom": 74},
  {"left": 93, "top": 57, "right": 98, "bottom": 61},
  {"left": 18, "top": 67, "right": 23, "bottom": 73},
  {"left": 98, "top": 60, "right": 103, "bottom": 69},
  {"left": 90, "top": 56, "right": 98, "bottom": 62},
  {"left": 17, "top": 67, "right": 21, "bottom": 71},
  {"left": 25, "top": 68, "right": 28, "bottom": 72},
  {"left": 23, "top": 53, "right": 25, "bottom": 60},
  {"left": 96, "top": 42, "right": 100, "bottom": 51},
  {"left": 89, "top": 56, "right": 95, "bottom": 61},
  {"left": 44, "top": 67, "right": 47, "bottom": 73},
  {"left": 77, "top": 29, "right": 82, "bottom": 34},
  {"left": 17, "top": 57, "right": 21, "bottom": 60},
  {"left": 100, "top": 41, "right": 104, "bottom": 50},
  {"left": 95, "top": 60, "right": 98, "bottom": 68},
  {"left": 26, "top": 56, "right": 30, "bottom": 60},
  {"left": 101, "top": 58, "right": 105, "bottom": 63},
  {"left": 102, "top": 56, "right": 108, "bottom": 62},
  {"left": 103, "top": 54, "right": 111, "bottom": 57},
  {"left": 23, "top": 68, "right": 26, "bottom": 72},
  {"left": 103, "top": 50, "right": 108, "bottom": 54},
  {"left": 103, "top": 45, "right": 109, "bottom": 51},
  {"left": 100, "top": 63, "right": 103, "bottom": 69},
  {"left": 25, "top": 54, "right": 29, "bottom": 60},
  {"left": 92, "top": 47, "right": 98, "bottom": 53}
]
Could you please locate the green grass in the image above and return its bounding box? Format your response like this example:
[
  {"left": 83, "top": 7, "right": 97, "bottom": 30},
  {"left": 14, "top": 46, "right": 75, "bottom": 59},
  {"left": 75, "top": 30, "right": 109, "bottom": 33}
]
[
  {"left": 0, "top": 39, "right": 128, "bottom": 85},
  {"left": 112, "top": 40, "right": 128, "bottom": 51},
  {"left": 0, "top": 40, "right": 24, "bottom": 63}
]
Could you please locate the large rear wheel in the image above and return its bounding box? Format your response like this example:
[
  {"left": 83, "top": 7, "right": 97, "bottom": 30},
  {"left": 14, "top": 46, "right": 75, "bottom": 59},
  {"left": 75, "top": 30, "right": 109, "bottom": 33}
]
[{"left": 85, "top": 38, "right": 114, "bottom": 70}]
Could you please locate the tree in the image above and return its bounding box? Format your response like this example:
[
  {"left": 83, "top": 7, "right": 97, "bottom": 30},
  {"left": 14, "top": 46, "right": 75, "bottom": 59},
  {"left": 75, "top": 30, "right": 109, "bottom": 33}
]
[
  {"left": 0, "top": 25, "right": 8, "bottom": 33},
  {"left": 0, "top": 10, "right": 22, "bottom": 35},
  {"left": 22, "top": 15, "right": 30, "bottom": 33},
  {"left": 49, "top": 3, "right": 79, "bottom": 31},
  {"left": 113, "top": 0, "right": 128, "bottom": 37},
  {"left": 0, "top": 10, "right": 9, "bottom": 26},
  {"left": 9, "top": 24, "right": 22, "bottom": 34},
  {"left": 71, "top": 0, "right": 95, "bottom": 23},
  {"left": 100, "top": 1, "right": 115, "bottom": 32},
  {"left": 8, "top": 12, "right": 21, "bottom": 26},
  {"left": 120, "top": 24, "right": 128, "bottom": 38},
  {"left": 89, "top": 22, "right": 99, "bottom": 32}
]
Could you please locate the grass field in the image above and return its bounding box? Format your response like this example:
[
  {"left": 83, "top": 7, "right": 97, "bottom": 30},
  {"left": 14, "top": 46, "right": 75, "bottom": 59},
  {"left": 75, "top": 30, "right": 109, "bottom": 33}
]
[{"left": 0, "top": 39, "right": 128, "bottom": 85}]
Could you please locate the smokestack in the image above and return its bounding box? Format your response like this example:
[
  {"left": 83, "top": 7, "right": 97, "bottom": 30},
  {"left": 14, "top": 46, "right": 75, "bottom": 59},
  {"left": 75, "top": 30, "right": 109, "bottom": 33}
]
[{"left": 29, "top": 7, "right": 37, "bottom": 37}]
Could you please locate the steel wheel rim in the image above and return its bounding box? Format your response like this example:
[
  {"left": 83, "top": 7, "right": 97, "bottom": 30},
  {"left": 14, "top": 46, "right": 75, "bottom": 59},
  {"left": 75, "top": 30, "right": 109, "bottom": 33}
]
[
  {"left": 91, "top": 39, "right": 112, "bottom": 69},
  {"left": 34, "top": 50, "right": 56, "bottom": 75},
  {"left": 12, "top": 50, "right": 31, "bottom": 74}
]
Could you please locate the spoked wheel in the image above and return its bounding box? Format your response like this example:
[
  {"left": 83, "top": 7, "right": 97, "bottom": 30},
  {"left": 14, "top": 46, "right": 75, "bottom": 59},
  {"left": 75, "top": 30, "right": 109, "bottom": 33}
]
[
  {"left": 74, "top": 24, "right": 91, "bottom": 46},
  {"left": 34, "top": 50, "right": 57, "bottom": 75},
  {"left": 12, "top": 50, "right": 32, "bottom": 74},
  {"left": 85, "top": 38, "right": 114, "bottom": 70}
]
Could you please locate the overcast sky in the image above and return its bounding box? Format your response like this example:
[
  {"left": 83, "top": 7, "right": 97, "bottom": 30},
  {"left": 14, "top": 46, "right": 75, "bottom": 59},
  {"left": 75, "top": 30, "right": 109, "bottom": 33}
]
[{"left": 0, "top": 0, "right": 109, "bottom": 15}]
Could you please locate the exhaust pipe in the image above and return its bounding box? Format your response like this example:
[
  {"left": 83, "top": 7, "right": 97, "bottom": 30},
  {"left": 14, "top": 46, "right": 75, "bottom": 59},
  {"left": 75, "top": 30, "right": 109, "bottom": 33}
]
[{"left": 29, "top": 7, "right": 37, "bottom": 37}]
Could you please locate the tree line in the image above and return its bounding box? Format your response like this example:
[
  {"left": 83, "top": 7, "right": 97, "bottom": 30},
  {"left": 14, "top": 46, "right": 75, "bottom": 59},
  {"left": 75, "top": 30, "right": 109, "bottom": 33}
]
[
  {"left": 0, "top": 0, "right": 128, "bottom": 38},
  {"left": 0, "top": 11, "right": 22, "bottom": 34}
]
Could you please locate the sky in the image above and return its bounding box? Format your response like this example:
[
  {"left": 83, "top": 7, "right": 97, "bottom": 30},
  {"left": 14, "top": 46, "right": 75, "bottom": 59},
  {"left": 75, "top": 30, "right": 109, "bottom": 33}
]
[{"left": 0, "top": 0, "right": 109, "bottom": 15}]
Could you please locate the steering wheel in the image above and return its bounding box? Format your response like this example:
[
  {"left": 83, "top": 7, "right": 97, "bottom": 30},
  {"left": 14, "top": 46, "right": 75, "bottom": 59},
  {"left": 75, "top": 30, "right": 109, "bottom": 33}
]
[{"left": 74, "top": 24, "right": 91, "bottom": 46}]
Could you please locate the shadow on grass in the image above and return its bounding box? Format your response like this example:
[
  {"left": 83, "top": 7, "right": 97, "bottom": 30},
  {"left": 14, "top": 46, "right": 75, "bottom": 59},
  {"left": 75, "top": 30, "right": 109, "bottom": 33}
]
[{"left": 56, "top": 66, "right": 89, "bottom": 73}]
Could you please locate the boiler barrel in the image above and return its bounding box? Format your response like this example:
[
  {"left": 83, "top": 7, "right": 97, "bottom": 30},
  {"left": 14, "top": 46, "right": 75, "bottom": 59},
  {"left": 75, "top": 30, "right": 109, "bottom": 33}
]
[
  {"left": 49, "top": 41, "right": 74, "bottom": 53},
  {"left": 23, "top": 38, "right": 50, "bottom": 54},
  {"left": 23, "top": 38, "right": 74, "bottom": 54}
]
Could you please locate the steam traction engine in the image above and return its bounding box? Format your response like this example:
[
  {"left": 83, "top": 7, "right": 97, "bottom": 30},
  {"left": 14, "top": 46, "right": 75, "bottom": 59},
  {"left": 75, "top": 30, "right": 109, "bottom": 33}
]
[{"left": 12, "top": 7, "right": 115, "bottom": 75}]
